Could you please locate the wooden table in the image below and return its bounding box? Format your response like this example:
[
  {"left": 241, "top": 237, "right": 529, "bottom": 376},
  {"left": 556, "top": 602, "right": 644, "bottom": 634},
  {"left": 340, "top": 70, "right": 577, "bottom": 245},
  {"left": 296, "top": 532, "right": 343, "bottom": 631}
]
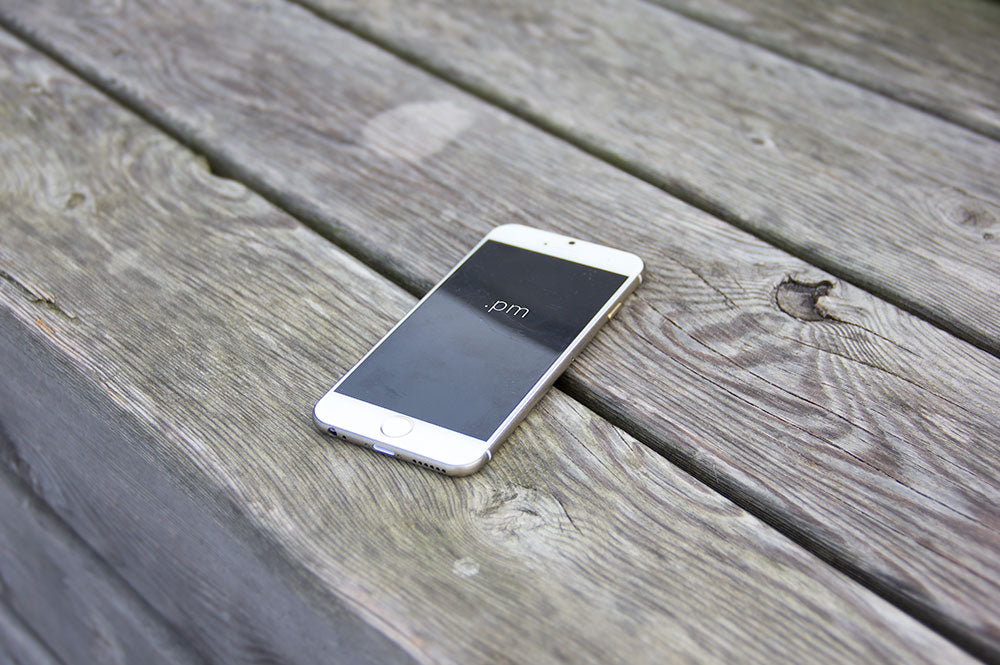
[{"left": 1, "top": 1, "right": 998, "bottom": 663}]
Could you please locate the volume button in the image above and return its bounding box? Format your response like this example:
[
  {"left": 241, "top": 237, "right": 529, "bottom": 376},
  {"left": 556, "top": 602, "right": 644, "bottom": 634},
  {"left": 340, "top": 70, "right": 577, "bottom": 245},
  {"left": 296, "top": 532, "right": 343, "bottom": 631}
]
[{"left": 607, "top": 302, "right": 623, "bottom": 320}]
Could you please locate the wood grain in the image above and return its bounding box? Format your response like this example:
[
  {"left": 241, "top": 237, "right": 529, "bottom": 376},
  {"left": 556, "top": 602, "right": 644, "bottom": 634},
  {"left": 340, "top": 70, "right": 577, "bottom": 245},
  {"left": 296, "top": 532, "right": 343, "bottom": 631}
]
[
  {"left": 2, "top": 0, "right": 1000, "bottom": 657},
  {"left": 0, "top": 29, "right": 977, "bottom": 665},
  {"left": 0, "top": 462, "right": 206, "bottom": 665},
  {"left": 301, "top": 0, "right": 1000, "bottom": 354},
  {"left": 645, "top": 0, "right": 1000, "bottom": 140},
  {"left": 0, "top": 602, "right": 62, "bottom": 665}
]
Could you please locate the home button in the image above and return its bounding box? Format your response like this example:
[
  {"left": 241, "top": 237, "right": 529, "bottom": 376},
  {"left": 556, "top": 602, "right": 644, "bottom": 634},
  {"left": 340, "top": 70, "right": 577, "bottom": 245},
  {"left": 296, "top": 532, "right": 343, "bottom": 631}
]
[{"left": 380, "top": 415, "right": 414, "bottom": 438}]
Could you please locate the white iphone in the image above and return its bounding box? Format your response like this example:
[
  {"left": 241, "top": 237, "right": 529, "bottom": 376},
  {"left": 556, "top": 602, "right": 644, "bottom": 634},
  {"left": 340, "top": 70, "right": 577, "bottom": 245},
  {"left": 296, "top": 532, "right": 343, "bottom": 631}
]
[{"left": 313, "top": 224, "right": 643, "bottom": 475}]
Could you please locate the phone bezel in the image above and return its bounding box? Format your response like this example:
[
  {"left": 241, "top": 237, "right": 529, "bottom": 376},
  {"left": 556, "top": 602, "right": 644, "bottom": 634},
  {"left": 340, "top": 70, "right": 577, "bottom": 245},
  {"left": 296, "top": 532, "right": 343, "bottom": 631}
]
[{"left": 313, "top": 224, "right": 644, "bottom": 475}]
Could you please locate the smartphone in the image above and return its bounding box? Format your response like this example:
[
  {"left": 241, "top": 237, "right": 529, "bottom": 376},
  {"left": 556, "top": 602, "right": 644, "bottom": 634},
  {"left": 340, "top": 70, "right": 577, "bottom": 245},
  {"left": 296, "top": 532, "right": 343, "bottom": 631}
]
[{"left": 313, "top": 224, "right": 644, "bottom": 475}]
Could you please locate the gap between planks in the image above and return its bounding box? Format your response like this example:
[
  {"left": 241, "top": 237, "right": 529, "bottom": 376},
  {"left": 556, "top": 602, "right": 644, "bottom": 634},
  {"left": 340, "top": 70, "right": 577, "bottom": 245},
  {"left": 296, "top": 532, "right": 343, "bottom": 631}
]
[{"left": 558, "top": 373, "right": 993, "bottom": 663}]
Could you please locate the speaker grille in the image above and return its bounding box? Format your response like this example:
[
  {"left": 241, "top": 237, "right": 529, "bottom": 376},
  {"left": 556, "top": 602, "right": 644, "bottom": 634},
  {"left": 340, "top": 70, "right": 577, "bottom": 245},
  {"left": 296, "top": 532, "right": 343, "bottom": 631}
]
[{"left": 411, "top": 458, "right": 446, "bottom": 474}]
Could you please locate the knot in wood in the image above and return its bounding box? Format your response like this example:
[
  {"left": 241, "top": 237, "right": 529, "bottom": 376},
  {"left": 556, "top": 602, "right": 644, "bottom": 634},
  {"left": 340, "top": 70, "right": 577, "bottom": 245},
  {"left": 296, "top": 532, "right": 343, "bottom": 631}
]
[
  {"left": 473, "top": 484, "right": 577, "bottom": 548},
  {"left": 775, "top": 277, "right": 835, "bottom": 321}
]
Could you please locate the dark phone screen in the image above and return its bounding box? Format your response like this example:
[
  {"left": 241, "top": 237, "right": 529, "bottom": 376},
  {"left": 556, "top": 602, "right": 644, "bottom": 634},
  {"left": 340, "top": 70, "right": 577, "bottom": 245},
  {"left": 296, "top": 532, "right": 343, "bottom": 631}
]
[{"left": 335, "top": 240, "right": 627, "bottom": 439}]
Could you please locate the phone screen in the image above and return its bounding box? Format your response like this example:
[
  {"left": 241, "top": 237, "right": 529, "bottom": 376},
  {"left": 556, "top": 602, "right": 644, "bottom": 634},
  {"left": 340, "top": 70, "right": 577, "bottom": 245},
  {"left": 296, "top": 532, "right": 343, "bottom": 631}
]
[{"left": 335, "top": 240, "right": 627, "bottom": 439}]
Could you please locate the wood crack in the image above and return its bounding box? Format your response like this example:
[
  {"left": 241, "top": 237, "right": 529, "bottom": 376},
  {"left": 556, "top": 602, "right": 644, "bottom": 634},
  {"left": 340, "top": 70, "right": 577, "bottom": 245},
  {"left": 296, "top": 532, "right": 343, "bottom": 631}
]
[
  {"left": 667, "top": 256, "right": 739, "bottom": 309},
  {"left": 777, "top": 334, "right": 971, "bottom": 416},
  {"left": 0, "top": 269, "right": 76, "bottom": 320}
]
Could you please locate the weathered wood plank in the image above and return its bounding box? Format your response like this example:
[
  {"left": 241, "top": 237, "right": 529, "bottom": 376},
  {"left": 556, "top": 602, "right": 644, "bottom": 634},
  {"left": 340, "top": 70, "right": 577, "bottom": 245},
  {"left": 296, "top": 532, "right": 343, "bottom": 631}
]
[
  {"left": 301, "top": 0, "right": 1000, "bottom": 354},
  {"left": 0, "top": 602, "right": 62, "bottom": 665},
  {"left": 645, "top": 0, "right": 1000, "bottom": 140},
  {"left": 0, "top": 30, "right": 977, "bottom": 665},
  {"left": 0, "top": 328, "right": 416, "bottom": 665},
  {"left": 0, "top": 459, "right": 206, "bottom": 665},
  {"left": 2, "top": 0, "right": 1000, "bottom": 657}
]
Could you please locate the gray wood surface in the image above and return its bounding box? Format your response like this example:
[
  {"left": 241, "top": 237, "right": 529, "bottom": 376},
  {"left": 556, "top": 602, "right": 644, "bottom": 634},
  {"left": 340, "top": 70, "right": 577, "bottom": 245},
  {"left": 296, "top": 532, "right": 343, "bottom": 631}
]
[
  {"left": 0, "top": 459, "right": 206, "bottom": 665},
  {"left": 646, "top": 0, "right": 1000, "bottom": 140},
  {"left": 0, "top": 602, "right": 62, "bottom": 665},
  {"left": 0, "top": 29, "right": 978, "bottom": 665},
  {"left": 2, "top": 0, "right": 998, "bottom": 656},
  {"left": 298, "top": 0, "right": 1000, "bottom": 355}
]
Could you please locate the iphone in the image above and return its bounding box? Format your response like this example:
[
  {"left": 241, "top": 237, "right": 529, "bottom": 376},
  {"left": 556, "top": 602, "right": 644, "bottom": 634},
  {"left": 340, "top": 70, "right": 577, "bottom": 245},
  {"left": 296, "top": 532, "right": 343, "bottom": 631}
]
[{"left": 313, "top": 224, "right": 643, "bottom": 475}]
